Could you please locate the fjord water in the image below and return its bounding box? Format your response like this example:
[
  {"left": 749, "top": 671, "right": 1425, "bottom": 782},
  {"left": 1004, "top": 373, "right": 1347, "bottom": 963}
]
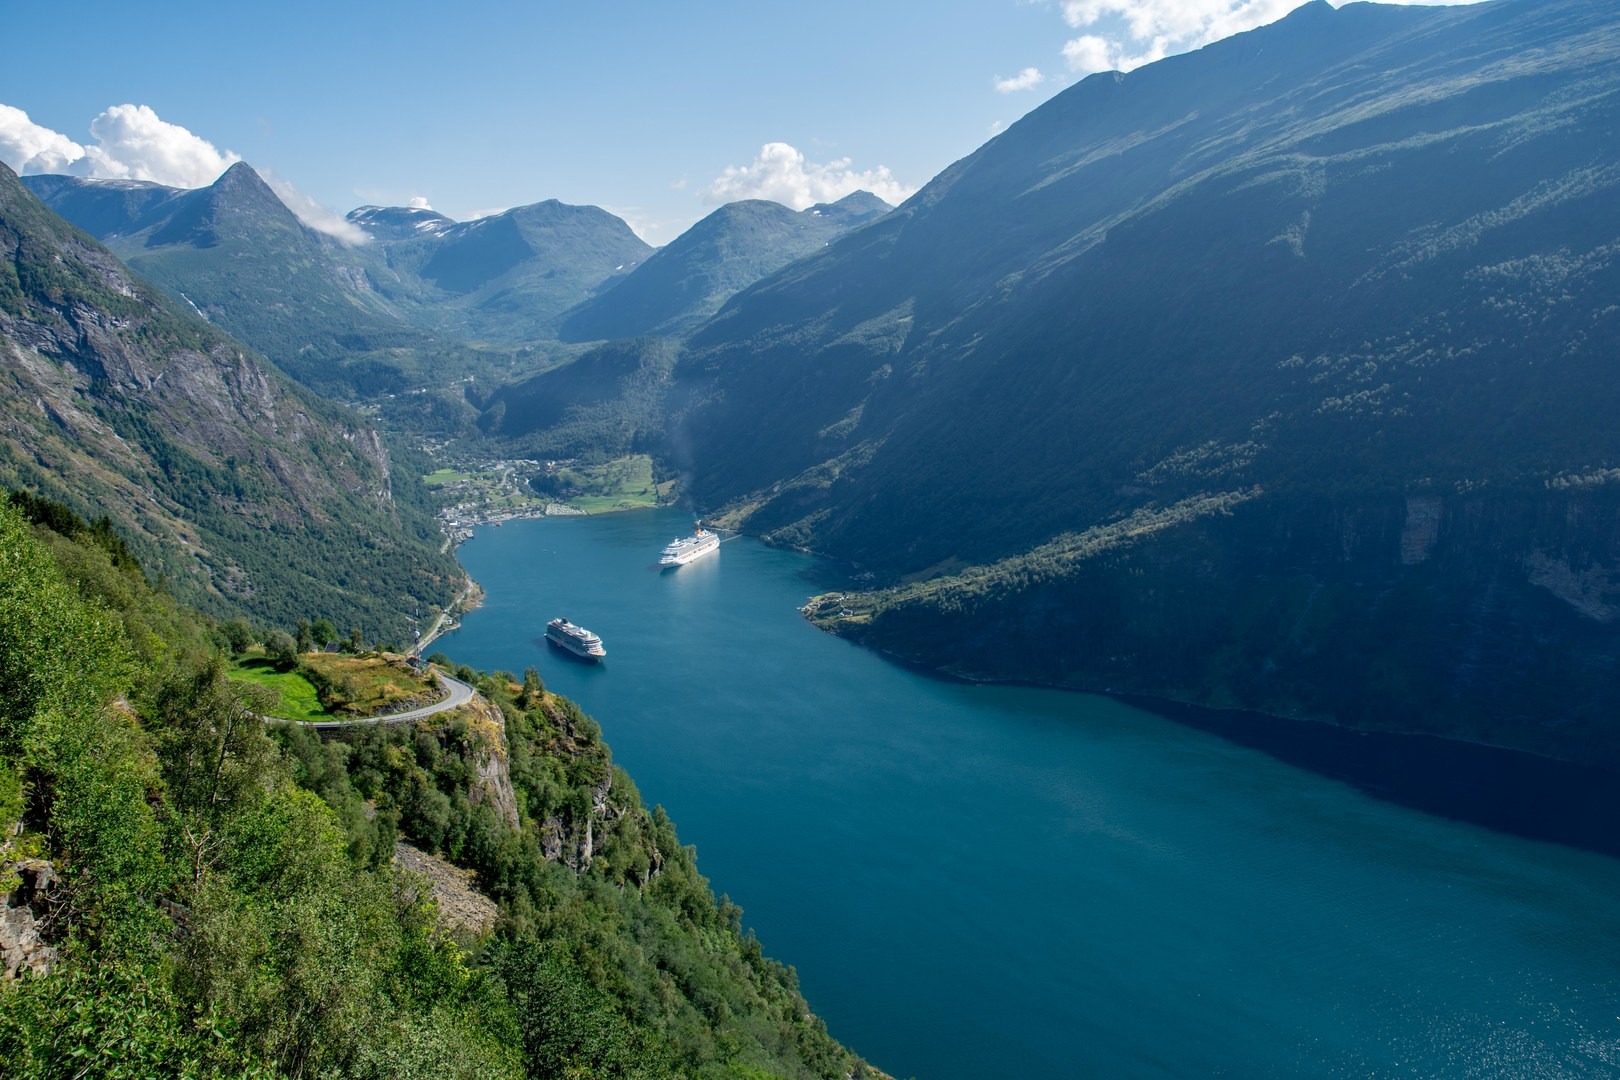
[{"left": 438, "top": 510, "right": 1620, "bottom": 1078}]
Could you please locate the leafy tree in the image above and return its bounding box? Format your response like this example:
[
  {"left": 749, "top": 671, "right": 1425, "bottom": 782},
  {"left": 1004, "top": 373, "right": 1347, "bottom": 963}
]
[{"left": 312, "top": 618, "right": 337, "bottom": 648}]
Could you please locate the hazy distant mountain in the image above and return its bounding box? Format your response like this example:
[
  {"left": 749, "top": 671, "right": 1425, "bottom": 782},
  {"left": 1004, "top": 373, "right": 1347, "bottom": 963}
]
[
  {"left": 22, "top": 164, "right": 495, "bottom": 398},
  {"left": 558, "top": 192, "right": 892, "bottom": 342},
  {"left": 665, "top": 0, "right": 1620, "bottom": 764},
  {"left": 0, "top": 161, "right": 459, "bottom": 639},
  {"left": 346, "top": 203, "right": 455, "bottom": 241},
  {"left": 351, "top": 198, "right": 654, "bottom": 344}
]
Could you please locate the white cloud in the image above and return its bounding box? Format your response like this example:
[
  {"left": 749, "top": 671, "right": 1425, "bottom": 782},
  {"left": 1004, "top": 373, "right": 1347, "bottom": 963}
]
[
  {"left": 0, "top": 105, "right": 87, "bottom": 174},
  {"left": 408, "top": 195, "right": 433, "bottom": 210},
  {"left": 81, "top": 104, "right": 241, "bottom": 188},
  {"left": 0, "top": 102, "right": 371, "bottom": 244},
  {"left": 705, "top": 142, "right": 915, "bottom": 210},
  {"left": 989, "top": 119, "right": 1008, "bottom": 136},
  {"left": 258, "top": 167, "right": 370, "bottom": 246},
  {"left": 1062, "top": 32, "right": 1170, "bottom": 75},
  {"left": 1057, "top": 0, "right": 1487, "bottom": 76},
  {"left": 1, "top": 101, "right": 239, "bottom": 186},
  {"left": 995, "top": 67, "right": 1046, "bottom": 94}
]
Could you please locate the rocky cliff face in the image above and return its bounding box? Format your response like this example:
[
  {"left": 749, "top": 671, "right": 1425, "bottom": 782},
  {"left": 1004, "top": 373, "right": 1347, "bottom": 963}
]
[
  {"left": 0, "top": 160, "right": 460, "bottom": 639},
  {"left": 458, "top": 695, "right": 521, "bottom": 831},
  {"left": 531, "top": 695, "right": 664, "bottom": 884},
  {"left": 1, "top": 860, "right": 59, "bottom": 979}
]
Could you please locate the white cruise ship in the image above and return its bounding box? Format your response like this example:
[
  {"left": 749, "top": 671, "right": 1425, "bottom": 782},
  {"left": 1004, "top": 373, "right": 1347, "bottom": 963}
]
[
  {"left": 545, "top": 617, "right": 606, "bottom": 661},
  {"left": 659, "top": 527, "right": 719, "bottom": 568}
]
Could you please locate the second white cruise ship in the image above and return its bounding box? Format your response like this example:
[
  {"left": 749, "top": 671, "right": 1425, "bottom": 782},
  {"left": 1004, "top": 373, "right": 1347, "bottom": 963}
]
[{"left": 659, "top": 527, "right": 719, "bottom": 568}]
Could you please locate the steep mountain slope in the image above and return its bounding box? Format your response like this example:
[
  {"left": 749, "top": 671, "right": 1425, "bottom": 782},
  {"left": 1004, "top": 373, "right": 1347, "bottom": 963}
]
[
  {"left": 477, "top": 337, "right": 678, "bottom": 460},
  {"left": 23, "top": 166, "right": 502, "bottom": 398},
  {"left": 0, "top": 161, "right": 459, "bottom": 640},
  {"left": 670, "top": 0, "right": 1620, "bottom": 764},
  {"left": 558, "top": 192, "right": 891, "bottom": 342},
  {"left": 351, "top": 198, "right": 654, "bottom": 344}
]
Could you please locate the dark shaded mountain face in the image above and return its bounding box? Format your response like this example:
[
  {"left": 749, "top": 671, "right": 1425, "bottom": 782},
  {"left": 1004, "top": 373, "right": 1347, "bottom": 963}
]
[
  {"left": 558, "top": 192, "right": 892, "bottom": 342},
  {"left": 477, "top": 337, "right": 678, "bottom": 460},
  {"left": 669, "top": 0, "right": 1620, "bottom": 765},
  {"left": 0, "top": 161, "right": 460, "bottom": 639}
]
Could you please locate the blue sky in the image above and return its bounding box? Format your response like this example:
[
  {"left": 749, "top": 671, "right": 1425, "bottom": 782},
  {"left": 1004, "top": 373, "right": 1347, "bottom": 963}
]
[{"left": 1, "top": 0, "right": 1482, "bottom": 245}]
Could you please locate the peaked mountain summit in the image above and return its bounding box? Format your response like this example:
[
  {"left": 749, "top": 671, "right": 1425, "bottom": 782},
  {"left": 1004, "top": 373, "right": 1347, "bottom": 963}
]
[
  {"left": 20, "top": 163, "right": 487, "bottom": 398},
  {"left": 346, "top": 203, "right": 456, "bottom": 241},
  {"left": 344, "top": 197, "right": 653, "bottom": 344},
  {"left": 558, "top": 191, "right": 892, "bottom": 342}
]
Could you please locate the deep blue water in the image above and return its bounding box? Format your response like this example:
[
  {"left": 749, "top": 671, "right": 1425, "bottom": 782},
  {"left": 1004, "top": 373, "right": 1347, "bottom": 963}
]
[{"left": 436, "top": 509, "right": 1620, "bottom": 1079}]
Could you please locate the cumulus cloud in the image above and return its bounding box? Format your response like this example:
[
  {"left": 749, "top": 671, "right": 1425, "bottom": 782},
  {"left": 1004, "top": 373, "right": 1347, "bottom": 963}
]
[
  {"left": 0, "top": 105, "right": 87, "bottom": 174},
  {"left": 0, "top": 103, "right": 242, "bottom": 187},
  {"left": 995, "top": 67, "right": 1046, "bottom": 93},
  {"left": 81, "top": 104, "right": 242, "bottom": 187},
  {"left": 704, "top": 142, "right": 914, "bottom": 210},
  {"left": 1057, "top": 0, "right": 1485, "bottom": 76},
  {"left": 407, "top": 195, "right": 433, "bottom": 210},
  {"left": 0, "top": 102, "right": 369, "bottom": 244}
]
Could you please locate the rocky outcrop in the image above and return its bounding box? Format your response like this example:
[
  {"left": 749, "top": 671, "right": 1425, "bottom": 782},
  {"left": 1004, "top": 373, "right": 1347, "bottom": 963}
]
[
  {"left": 2, "top": 860, "right": 60, "bottom": 979},
  {"left": 538, "top": 767, "right": 614, "bottom": 872},
  {"left": 459, "top": 695, "right": 520, "bottom": 831},
  {"left": 393, "top": 841, "right": 498, "bottom": 936}
]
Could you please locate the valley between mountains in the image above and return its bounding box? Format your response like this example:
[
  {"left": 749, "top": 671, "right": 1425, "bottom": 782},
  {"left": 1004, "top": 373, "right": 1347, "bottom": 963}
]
[{"left": 2, "top": 0, "right": 1619, "bottom": 1075}]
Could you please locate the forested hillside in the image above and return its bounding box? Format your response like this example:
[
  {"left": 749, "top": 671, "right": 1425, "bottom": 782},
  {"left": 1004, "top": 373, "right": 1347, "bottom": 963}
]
[
  {"left": 0, "top": 498, "right": 877, "bottom": 1078},
  {"left": 661, "top": 0, "right": 1620, "bottom": 764},
  {"left": 0, "top": 161, "right": 460, "bottom": 643}
]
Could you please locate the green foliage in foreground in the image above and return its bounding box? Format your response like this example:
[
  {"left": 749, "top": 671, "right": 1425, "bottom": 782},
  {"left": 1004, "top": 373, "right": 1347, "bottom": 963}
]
[{"left": 0, "top": 499, "right": 874, "bottom": 1079}]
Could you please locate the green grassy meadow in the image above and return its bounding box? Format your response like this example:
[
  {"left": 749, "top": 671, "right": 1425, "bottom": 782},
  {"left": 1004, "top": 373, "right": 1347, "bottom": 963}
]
[{"left": 228, "top": 658, "right": 331, "bottom": 720}]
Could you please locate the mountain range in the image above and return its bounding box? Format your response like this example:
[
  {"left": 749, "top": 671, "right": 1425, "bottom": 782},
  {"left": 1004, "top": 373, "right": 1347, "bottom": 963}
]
[
  {"left": 24, "top": 167, "right": 892, "bottom": 405},
  {"left": 20, "top": 163, "right": 495, "bottom": 399}
]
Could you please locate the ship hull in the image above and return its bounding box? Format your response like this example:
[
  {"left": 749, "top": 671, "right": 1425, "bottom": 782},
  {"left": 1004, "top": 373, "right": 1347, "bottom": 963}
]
[
  {"left": 545, "top": 619, "right": 606, "bottom": 661},
  {"left": 546, "top": 634, "right": 605, "bottom": 663}
]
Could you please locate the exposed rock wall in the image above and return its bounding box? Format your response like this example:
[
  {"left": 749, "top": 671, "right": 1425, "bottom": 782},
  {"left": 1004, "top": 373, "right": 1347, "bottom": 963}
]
[
  {"left": 1, "top": 860, "right": 59, "bottom": 979},
  {"left": 393, "top": 841, "right": 498, "bottom": 936},
  {"left": 459, "top": 695, "right": 520, "bottom": 831}
]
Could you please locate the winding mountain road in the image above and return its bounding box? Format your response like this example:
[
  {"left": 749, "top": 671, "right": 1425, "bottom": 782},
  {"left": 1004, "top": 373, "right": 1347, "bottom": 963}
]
[{"left": 273, "top": 670, "right": 476, "bottom": 730}]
